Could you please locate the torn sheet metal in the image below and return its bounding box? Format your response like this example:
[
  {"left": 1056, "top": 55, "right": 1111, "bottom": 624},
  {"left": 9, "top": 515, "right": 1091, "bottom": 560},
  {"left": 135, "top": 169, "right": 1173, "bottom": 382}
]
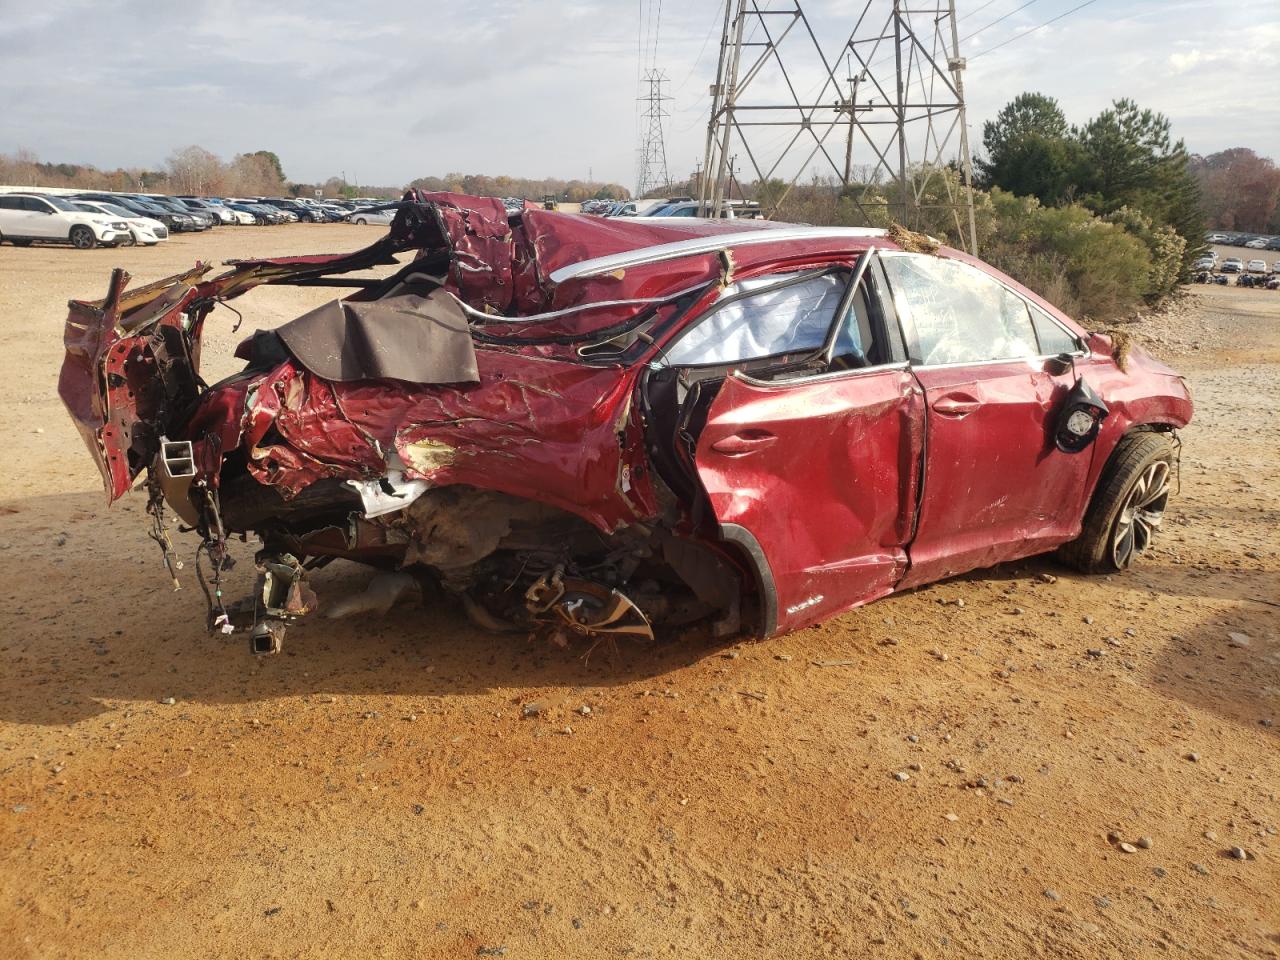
[{"left": 345, "top": 471, "right": 430, "bottom": 518}]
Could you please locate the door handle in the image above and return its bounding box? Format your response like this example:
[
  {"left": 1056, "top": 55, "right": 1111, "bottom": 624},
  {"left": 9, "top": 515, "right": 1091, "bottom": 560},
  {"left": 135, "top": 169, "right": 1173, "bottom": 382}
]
[
  {"left": 710, "top": 431, "right": 777, "bottom": 455},
  {"left": 932, "top": 394, "right": 980, "bottom": 418}
]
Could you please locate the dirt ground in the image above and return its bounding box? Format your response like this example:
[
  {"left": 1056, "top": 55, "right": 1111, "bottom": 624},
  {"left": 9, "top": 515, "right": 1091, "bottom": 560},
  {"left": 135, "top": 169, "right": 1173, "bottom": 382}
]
[{"left": 0, "top": 226, "right": 1277, "bottom": 959}]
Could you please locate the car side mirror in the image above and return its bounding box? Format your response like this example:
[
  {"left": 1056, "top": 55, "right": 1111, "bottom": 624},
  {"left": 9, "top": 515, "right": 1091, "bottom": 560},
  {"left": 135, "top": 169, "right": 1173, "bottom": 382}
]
[
  {"left": 1044, "top": 353, "right": 1074, "bottom": 376},
  {"left": 1054, "top": 377, "right": 1109, "bottom": 453}
]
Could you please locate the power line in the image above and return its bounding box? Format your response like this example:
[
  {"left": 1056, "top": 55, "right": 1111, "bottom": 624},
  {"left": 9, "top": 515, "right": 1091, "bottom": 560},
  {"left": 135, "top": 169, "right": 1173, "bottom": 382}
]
[
  {"left": 651, "top": 0, "right": 665, "bottom": 68},
  {"left": 958, "top": 0, "right": 1002, "bottom": 22},
  {"left": 958, "top": 0, "right": 1042, "bottom": 45},
  {"left": 677, "top": 0, "right": 727, "bottom": 91},
  {"left": 862, "top": 0, "right": 1041, "bottom": 75},
  {"left": 968, "top": 0, "right": 1100, "bottom": 60}
]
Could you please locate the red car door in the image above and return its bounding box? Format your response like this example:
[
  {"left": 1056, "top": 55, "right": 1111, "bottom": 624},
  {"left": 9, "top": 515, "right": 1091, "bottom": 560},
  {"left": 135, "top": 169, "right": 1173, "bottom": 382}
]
[
  {"left": 695, "top": 368, "right": 924, "bottom": 633},
  {"left": 878, "top": 253, "right": 1097, "bottom": 589},
  {"left": 651, "top": 262, "right": 925, "bottom": 636}
]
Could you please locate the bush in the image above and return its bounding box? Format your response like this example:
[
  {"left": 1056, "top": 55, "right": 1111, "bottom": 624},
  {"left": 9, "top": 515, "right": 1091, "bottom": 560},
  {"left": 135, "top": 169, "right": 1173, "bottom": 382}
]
[
  {"left": 1102, "top": 205, "right": 1186, "bottom": 298},
  {"left": 772, "top": 177, "right": 1154, "bottom": 322},
  {"left": 981, "top": 189, "right": 1153, "bottom": 321}
]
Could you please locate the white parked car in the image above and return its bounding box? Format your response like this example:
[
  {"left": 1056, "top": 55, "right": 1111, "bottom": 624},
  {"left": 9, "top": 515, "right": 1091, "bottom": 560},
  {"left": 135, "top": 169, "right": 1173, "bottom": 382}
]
[
  {"left": 0, "top": 193, "right": 130, "bottom": 248},
  {"left": 193, "top": 197, "right": 254, "bottom": 225},
  {"left": 73, "top": 200, "right": 169, "bottom": 245},
  {"left": 1246, "top": 259, "right": 1268, "bottom": 274},
  {"left": 350, "top": 205, "right": 395, "bottom": 225},
  {"left": 1244, "top": 238, "right": 1267, "bottom": 249}
]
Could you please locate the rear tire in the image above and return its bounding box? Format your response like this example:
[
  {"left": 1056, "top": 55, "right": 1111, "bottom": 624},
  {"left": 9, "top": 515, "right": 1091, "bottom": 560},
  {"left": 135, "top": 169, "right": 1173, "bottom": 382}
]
[
  {"left": 70, "top": 225, "right": 97, "bottom": 249},
  {"left": 1058, "top": 432, "right": 1175, "bottom": 573},
  {"left": 355, "top": 217, "right": 367, "bottom": 225}
]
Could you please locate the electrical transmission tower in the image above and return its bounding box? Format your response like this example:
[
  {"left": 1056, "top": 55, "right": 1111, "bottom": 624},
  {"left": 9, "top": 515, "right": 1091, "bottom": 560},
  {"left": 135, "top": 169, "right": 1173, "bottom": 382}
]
[
  {"left": 698, "top": 0, "right": 978, "bottom": 253},
  {"left": 636, "top": 68, "right": 673, "bottom": 198}
]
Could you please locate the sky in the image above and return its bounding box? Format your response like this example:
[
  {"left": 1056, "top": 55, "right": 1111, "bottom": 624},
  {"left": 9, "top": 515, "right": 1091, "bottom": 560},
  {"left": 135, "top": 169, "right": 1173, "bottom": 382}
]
[{"left": 0, "top": 0, "right": 1275, "bottom": 191}]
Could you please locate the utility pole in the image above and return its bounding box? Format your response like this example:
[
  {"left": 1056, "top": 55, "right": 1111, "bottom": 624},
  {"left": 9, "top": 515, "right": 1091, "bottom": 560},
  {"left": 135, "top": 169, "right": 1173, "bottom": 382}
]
[
  {"left": 842, "top": 58, "right": 865, "bottom": 186},
  {"left": 636, "top": 69, "right": 673, "bottom": 199},
  {"left": 700, "top": 0, "right": 978, "bottom": 253}
]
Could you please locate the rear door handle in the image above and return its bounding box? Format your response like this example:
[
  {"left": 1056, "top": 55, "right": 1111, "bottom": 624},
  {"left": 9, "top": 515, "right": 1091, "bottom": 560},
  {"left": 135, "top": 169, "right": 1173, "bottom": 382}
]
[
  {"left": 932, "top": 394, "right": 980, "bottom": 418},
  {"left": 710, "top": 432, "right": 777, "bottom": 455}
]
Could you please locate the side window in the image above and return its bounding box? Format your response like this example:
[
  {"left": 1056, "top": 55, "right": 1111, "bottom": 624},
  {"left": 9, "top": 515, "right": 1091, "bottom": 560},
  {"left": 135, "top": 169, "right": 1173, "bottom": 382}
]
[
  {"left": 830, "top": 285, "right": 879, "bottom": 365},
  {"left": 1029, "top": 303, "right": 1082, "bottom": 355},
  {"left": 0, "top": 196, "right": 22, "bottom": 210},
  {"left": 661, "top": 272, "right": 846, "bottom": 367},
  {"left": 882, "top": 254, "right": 1038, "bottom": 365},
  {"left": 22, "top": 198, "right": 53, "bottom": 213}
]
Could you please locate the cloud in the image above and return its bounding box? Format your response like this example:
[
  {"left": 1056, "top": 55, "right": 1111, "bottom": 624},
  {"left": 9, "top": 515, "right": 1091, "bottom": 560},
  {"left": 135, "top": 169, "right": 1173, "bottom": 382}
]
[
  {"left": 0, "top": 0, "right": 1274, "bottom": 188},
  {"left": 1168, "top": 49, "right": 1206, "bottom": 73}
]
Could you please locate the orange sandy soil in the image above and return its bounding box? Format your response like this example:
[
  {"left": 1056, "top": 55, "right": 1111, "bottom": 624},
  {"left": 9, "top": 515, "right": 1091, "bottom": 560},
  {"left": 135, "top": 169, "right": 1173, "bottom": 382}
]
[{"left": 0, "top": 227, "right": 1276, "bottom": 959}]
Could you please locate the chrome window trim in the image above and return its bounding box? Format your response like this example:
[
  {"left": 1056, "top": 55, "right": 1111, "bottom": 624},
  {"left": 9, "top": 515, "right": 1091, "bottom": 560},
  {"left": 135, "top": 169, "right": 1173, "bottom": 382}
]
[
  {"left": 735, "top": 360, "right": 911, "bottom": 389},
  {"left": 548, "top": 226, "right": 887, "bottom": 284},
  {"left": 877, "top": 250, "right": 1090, "bottom": 365},
  {"left": 912, "top": 350, "right": 1090, "bottom": 373}
]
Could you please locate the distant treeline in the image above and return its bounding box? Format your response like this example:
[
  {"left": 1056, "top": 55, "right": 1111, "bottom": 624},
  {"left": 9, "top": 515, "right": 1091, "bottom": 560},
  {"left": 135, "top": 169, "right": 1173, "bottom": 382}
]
[
  {"left": 407, "top": 174, "right": 630, "bottom": 202},
  {"left": 0, "top": 146, "right": 401, "bottom": 200}
]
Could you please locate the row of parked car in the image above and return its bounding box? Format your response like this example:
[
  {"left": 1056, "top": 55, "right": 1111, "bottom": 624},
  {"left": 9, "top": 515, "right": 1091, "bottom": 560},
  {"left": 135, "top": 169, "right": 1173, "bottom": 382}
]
[
  {"left": 1190, "top": 249, "right": 1280, "bottom": 290},
  {"left": 581, "top": 196, "right": 766, "bottom": 219},
  {"left": 1193, "top": 248, "right": 1279, "bottom": 274},
  {"left": 1206, "top": 231, "right": 1280, "bottom": 251},
  {"left": 0, "top": 191, "right": 397, "bottom": 249}
]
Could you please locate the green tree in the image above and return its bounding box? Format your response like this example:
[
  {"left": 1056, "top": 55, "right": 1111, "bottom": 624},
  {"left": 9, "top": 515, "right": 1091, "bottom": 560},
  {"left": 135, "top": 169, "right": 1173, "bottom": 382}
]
[
  {"left": 1073, "top": 99, "right": 1205, "bottom": 271},
  {"left": 977, "top": 93, "right": 1080, "bottom": 202}
]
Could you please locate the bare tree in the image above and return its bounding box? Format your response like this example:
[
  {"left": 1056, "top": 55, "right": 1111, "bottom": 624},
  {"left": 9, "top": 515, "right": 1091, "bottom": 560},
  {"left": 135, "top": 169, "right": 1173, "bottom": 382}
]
[
  {"left": 1191, "top": 148, "right": 1280, "bottom": 232},
  {"left": 166, "top": 145, "right": 225, "bottom": 195},
  {"left": 227, "top": 153, "right": 287, "bottom": 196}
]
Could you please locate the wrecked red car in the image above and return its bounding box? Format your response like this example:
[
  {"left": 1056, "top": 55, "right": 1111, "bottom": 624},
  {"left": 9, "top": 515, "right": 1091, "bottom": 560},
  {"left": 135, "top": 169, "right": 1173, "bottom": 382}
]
[{"left": 59, "top": 192, "right": 1192, "bottom": 654}]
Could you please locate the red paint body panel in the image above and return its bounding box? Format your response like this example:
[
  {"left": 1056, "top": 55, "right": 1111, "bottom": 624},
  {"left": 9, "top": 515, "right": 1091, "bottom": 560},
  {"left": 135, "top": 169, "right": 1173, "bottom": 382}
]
[
  {"left": 58, "top": 301, "right": 121, "bottom": 498},
  {"left": 183, "top": 350, "right": 658, "bottom": 532},
  {"left": 1077, "top": 338, "right": 1193, "bottom": 494},
  {"left": 694, "top": 368, "right": 925, "bottom": 632},
  {"left": 900, "top": 360, "right": 1095, "bottom": 588}
]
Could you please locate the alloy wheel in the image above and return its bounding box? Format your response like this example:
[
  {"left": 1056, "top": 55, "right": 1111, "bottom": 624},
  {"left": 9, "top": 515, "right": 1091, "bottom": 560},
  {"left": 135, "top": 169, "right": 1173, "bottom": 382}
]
[{"left": 1110, "top": 459, "right": 1171, "bottom": 568}]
